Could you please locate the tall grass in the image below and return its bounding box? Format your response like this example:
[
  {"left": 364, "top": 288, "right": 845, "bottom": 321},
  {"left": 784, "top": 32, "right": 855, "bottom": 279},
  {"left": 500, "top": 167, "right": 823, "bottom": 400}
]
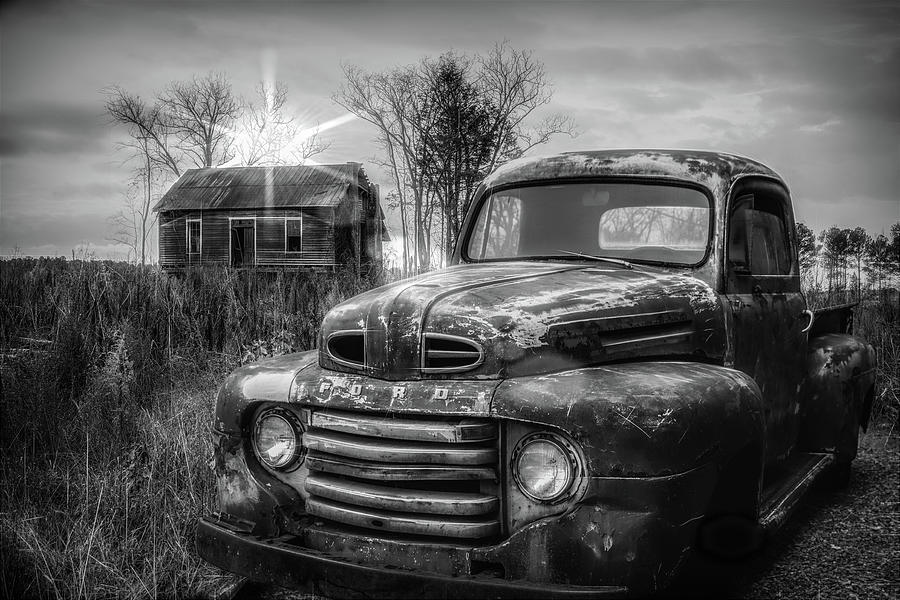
[
  {"left": 853, "top": 290, "right": 900, "bottom": 426},
  {"left": 0, "top": 258, "right": 386, "bottom": 599}
]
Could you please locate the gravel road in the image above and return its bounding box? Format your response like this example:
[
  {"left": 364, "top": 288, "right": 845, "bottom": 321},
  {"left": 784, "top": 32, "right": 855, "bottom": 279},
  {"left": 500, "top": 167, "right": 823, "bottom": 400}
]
[{"left": 222, "top": 426, "right": 899, "bottom": 600}]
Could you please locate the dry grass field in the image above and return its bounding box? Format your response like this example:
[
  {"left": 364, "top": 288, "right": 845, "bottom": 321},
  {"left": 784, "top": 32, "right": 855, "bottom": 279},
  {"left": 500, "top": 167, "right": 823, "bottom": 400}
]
[{"left": 0, "top": 259, "right": 384, "bottom": 599}]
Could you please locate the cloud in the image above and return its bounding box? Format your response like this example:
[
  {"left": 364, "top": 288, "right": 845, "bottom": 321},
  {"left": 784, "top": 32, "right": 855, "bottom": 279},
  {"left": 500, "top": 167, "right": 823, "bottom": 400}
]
[
  {"left": 0, "top": 103, "right": 110, "bottom": 156},
  {"left": 797, "top": 118, "right": 842, "bottom": 134},
  {"left": 546, "top": 45, "right": 749, "bottom": 86},
  {"left": 0, "top": 208, "right": 116, "bottom": 251}
]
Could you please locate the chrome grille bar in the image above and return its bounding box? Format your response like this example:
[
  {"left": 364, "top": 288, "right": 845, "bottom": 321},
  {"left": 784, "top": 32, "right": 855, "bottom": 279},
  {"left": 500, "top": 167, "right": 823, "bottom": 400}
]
[
  {"left": 303, "top": 430, "right": 497, "bottom": 465},
  {"left": 306, "top": 497, "right": 501, "bottom": 539},
  {"left": 306, "top": 473, "right": 498, "bottom": 516},
  {"left": 306, "top": 452, "right": 496, "bottom": 481},
  {"left": 311, "top": 409, "right": 496, "bottom": 443}
]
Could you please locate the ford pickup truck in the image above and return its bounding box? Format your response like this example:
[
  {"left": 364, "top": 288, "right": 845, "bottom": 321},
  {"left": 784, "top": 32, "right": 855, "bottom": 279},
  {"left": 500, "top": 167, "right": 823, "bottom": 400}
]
[{"left": 197, "top": 150, "right": 877, "bottom": 598}]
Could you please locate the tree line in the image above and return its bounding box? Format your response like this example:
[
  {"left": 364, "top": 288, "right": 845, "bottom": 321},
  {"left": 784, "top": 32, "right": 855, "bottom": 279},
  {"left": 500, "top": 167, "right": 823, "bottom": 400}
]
[{"left": 796, "top": 221, "right": 900, "bottom": 300}]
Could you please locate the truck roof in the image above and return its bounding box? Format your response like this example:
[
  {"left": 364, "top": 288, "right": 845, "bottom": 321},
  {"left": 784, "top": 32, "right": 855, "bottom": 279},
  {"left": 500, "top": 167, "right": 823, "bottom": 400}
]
[{"left": 482, "top": 149, "right": 787, "bottom": 195}]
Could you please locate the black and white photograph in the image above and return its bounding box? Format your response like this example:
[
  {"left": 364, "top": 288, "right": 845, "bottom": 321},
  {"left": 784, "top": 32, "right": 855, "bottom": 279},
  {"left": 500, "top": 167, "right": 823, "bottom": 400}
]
[{"left": 1, "top": 1, "right": 898, "bottom": 598}]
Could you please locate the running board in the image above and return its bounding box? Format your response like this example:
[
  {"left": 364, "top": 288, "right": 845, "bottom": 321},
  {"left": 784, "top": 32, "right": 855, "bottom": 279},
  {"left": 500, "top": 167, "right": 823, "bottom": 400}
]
[{"left": 758, "top": 452, "right": 834, "bottom": 533}]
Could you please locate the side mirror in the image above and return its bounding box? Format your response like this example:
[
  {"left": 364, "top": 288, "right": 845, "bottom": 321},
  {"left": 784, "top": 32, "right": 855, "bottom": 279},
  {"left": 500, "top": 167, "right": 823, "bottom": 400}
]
[{"left": 800, "top": 309, "right": 815, "bottom": 334}]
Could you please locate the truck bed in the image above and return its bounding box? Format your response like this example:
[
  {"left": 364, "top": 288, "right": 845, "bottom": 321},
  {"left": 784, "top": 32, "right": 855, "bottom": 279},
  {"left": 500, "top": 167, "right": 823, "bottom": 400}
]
[{"left": 810, "top": 302, "right": 855, "bottom": 338}]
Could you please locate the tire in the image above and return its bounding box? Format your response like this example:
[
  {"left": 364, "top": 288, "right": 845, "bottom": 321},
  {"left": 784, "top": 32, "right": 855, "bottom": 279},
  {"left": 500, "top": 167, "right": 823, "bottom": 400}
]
[
  {"left": 821, "top": 460, "right": 851, "bottom": 490},
  {"left": 821, "top": 405, "right": 859, "bottom": 491}
]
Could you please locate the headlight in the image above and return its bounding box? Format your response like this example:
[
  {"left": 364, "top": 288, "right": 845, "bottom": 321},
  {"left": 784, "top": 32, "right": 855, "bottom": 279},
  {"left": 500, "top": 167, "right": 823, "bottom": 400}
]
[
  {"left": 252, "top": 408, "right": 302, "bottom": 470},
  {"left": 512, "top": 434, "right": 576, "bottom": 502}
]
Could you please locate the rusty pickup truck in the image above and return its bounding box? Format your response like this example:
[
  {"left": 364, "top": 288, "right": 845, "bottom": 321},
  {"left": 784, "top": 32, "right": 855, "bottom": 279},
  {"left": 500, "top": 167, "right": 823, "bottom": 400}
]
[{"left": 197, "top": 150, "right": 877, "bottom": 598}]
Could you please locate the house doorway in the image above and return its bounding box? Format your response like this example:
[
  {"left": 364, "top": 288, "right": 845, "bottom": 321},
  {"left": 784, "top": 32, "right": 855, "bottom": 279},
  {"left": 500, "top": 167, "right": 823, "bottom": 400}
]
[{"left": 230, "top": 219, "right": 255, "bottom": 267}]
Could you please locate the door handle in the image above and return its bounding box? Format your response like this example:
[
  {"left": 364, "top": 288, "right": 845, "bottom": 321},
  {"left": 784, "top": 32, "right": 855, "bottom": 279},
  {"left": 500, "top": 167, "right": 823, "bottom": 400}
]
[{"left": 799, "top": 309, "right": 814, "bottom": 333}]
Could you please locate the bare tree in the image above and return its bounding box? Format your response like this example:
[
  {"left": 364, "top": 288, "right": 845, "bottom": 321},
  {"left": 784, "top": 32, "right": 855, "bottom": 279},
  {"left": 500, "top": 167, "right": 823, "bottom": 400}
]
[
  {"left": 292, "top": 124, "right": 332, "bottom": 164},
  {"left": 477, "top": 42, "right": 577, "bottom": 174},
  {"left": 820, "top": 226, "right": 852, "bottom": 301},
  {"left": 107, "top": 167, "right": 158, "bottom": 265},
  {"left": 104, "top": 87, "right": 182, "bottom": 177},
  {"left": 233, "top": 81, "right": 330, "bottom": 166},
  {"left": 160, "top": 72, "right": 240, "bottom": 169},
  {"left": 233, "top": 82, "right": 296, "bottom": 166},
  {"left": 336, "top": 64, "right": 437, "bottom": 275},
  {"left": 795, "top": 221, "right": 823, "bottom": 293},
  {"left": 108, "top": 182, "right": 141, "bottom": 263},
  {"left": 107, "top": 72, "right": 240, "bottom": 176},
  {"left": 336, "top": 45, "right": 576, "bottom": 273},
  {"left": 846, "top": 226, "right": 870, "bottom": 301}
]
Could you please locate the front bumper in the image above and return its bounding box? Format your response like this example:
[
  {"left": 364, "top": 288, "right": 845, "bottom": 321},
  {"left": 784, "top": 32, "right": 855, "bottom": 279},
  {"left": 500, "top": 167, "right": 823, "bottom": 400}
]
[
  {"left": 204, "top": 431, "right": 719, "bottom": 598},
  {"left": 197, "top": 516, "right": 628, "bottom": 599}
]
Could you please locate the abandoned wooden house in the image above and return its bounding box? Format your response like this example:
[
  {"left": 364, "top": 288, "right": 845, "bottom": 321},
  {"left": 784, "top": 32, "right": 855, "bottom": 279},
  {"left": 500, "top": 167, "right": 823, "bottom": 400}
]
[{"left": 154, "top": 163, "right": 388, "bottom": 269}]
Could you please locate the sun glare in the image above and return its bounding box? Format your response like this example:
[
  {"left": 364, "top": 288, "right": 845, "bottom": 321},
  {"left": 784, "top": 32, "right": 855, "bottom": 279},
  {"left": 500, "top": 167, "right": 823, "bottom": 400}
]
[{"left": 218, "top": 48, "right": 358, "bottom": 168}]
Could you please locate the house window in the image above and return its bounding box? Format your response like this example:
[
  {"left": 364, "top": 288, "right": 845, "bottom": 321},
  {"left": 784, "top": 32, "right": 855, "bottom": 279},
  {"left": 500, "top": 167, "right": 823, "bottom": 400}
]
[
  {"left": 286, "top": 217, "right": 302, "bottom": 252},
  {"left": 186, "top": 219, "right": 201, "bottom": 254}
]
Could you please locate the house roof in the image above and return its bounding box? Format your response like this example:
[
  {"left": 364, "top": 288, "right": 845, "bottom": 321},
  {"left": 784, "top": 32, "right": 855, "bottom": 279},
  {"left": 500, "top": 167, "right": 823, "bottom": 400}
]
[{"left": 154, "top": 163, "right": 364, "bottom": 211}]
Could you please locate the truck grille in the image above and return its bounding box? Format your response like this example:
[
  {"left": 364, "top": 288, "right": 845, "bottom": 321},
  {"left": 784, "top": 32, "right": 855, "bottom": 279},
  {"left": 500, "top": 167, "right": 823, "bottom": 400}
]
[
  {"left": 325, "top": 331, "right": 365, "bottom": 368},
  {"left": 421, "top": 333, "right": 484, "bottom": 373},
  {"left": 302, "top": 409, "right": 500, "bottom": 539}
]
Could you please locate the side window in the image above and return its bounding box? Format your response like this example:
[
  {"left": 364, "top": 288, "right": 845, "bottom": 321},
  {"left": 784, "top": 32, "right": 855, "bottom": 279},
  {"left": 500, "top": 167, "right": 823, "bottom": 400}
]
[
  {"left": 186, "top": 219, "right": 201, "bottom": 254},
  {"left": 728, "top": 189, "right": 793, "bottom": 278},
  {"left": 285, "top": 218, "right": 302, "bottom": 252}
]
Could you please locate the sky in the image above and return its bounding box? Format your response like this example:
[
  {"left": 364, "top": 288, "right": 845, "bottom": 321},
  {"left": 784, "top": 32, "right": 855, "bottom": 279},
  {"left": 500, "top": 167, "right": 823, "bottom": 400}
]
[{"left": 1, "top": 0, "right": 898, "bottom": 259}]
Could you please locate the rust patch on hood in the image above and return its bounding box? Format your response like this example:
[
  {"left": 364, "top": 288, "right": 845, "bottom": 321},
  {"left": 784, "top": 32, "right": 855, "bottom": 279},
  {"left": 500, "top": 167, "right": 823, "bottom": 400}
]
[{"left": 319, "top": 262, "right": 726, "bottom": 380}]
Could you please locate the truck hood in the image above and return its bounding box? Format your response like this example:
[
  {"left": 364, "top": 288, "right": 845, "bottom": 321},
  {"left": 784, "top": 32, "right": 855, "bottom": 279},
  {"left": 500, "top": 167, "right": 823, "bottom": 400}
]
[{"left": 319, "top": 262, "right": 727, "bottom": 380}]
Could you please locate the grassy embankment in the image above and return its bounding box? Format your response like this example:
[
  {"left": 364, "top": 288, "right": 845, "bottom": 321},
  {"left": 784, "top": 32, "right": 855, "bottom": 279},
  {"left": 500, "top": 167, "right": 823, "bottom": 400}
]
[
  {"left": 0, "top": 258, "right": 897, "bottom": 598},
  {"left": 0, "top": 258, "right": 384, "bottom": 599}
]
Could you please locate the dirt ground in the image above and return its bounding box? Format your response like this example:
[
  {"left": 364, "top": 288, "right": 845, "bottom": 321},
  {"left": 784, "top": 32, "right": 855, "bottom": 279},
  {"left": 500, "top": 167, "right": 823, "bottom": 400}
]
[
  {"left": 736, "top": 425, "right": 899, "bottom": 599},
  {"left": 221, "top": 425, "right": 900, "bottom": 600}
]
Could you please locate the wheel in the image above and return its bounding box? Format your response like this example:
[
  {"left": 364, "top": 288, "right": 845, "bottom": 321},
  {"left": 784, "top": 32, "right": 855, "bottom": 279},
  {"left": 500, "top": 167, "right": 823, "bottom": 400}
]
[
  {"left": 821, "top": 405, "right": 859, "bottom": 491},
  {"left": 821, "top": 461, "right": 852, "bottom": 490}
]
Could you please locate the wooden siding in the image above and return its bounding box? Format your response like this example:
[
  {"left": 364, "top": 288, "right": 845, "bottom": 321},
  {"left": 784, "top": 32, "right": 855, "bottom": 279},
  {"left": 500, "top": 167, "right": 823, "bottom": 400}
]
[
  {"left": 332, "top": 197, "right": 358, "bottom": 265},
  {"left": 158, "top": 208, "right": 335, "bottom": 267},
  {"left": 202, "top": 213, "right": 230, "bottom": 264},
  {"left": 159, "top": 211, "right": 199, "bottom": 268}
]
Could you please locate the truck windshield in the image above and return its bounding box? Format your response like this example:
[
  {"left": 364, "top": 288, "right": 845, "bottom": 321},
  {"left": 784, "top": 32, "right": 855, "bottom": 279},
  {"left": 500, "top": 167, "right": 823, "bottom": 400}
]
[{"left": 465, "top": 182, "right": 711, "bottom": 266}]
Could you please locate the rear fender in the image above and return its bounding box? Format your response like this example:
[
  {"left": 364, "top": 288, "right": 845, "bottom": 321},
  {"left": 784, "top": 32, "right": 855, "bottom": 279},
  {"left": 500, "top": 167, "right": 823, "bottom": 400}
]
[{"left": 799, "top": 334, "right": 876, "bottom": 459}]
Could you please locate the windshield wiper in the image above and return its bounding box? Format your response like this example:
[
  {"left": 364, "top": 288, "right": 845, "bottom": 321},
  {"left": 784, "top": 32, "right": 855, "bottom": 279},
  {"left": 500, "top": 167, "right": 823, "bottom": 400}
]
[{"left": 553, "top": 250, "right": 633, "bottom": 270}]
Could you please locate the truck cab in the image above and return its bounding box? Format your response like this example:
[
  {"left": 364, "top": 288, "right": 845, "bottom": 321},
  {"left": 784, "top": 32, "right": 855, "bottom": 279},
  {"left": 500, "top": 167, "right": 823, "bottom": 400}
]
[{"left": 198, "top": 150, "right": 876, "bottom": 597}]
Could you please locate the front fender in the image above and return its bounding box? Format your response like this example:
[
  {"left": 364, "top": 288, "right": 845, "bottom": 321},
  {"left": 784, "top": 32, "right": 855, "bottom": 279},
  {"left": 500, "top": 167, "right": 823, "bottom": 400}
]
[
  {"left": 214, "top": 350, "right": 318, "bottom": 434},
  {"left": 492, "top": 361, "right": 766, "bottom": 478}
]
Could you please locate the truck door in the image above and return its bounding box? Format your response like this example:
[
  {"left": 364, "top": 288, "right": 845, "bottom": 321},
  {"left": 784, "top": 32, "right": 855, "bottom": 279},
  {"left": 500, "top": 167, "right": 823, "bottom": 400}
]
[{"left": 725, "top": 178, "right": 806, "bottom": 464}]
